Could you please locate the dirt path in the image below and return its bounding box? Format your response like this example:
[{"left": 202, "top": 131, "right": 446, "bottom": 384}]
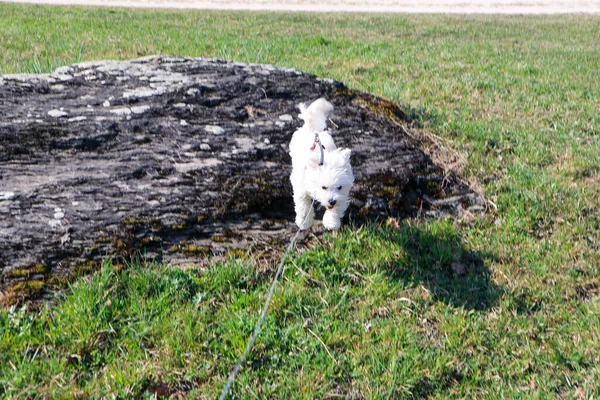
[{"left": 1, "top": 0, "right": 599, "bottom": 14}]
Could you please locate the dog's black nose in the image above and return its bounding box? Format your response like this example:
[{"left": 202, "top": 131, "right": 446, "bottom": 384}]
[{"left": 329, "top": 199, "right": 337, "bottom": 206}]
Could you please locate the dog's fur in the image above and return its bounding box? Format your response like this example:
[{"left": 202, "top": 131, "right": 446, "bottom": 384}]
[{"left": 289, "top": 98, "right": 354, "bottom": 230}]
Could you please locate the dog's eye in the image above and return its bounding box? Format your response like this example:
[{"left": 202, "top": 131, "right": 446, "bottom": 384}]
[
  {"left": 321, "top": 186, "right": 328, "bottom": 190},
  {"left": 337, "top": 186, "right": 342, "bottom": 190}
]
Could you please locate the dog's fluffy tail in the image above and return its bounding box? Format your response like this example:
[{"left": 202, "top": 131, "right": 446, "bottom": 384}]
[{"left": 298, "top": 98, "right": 334, "bottom": 133}]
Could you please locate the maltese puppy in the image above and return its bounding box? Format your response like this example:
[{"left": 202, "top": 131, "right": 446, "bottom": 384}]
[{"left": 289, "top": 98, "right": 354, "bottom": 230}]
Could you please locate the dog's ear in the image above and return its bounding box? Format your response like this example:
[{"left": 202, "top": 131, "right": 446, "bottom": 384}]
[{"left": 339, "top": 148, "right": 352, "bottom": 163}]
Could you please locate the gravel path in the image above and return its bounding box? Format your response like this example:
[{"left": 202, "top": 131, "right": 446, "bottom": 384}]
[{"left": 1, "top": 0, "right": 599, "bottom": 14}]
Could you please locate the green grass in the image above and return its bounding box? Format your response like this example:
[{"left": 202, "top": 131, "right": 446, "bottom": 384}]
[{"left": 1, "top": 4, "right": 599, "bottom": 398}]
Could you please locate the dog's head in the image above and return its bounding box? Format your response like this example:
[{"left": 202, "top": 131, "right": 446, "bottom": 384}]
[{"left": 306, "top": 148, "right": 354, "bottom": 210}]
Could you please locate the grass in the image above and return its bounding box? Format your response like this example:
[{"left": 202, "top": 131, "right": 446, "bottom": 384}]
[{"left": 1, "top": 4, "right": 599, "bottom": 398}]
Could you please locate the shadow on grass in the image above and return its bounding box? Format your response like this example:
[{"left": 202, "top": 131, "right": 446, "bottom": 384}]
[{"left": 368, "top": 221, "right": 502, "bottom": 311}]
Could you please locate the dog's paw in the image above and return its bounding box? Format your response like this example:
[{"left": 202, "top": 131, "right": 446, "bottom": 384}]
[
  {"left": 296, "top": 221, "right": 313, "bottom": 231},
  {"left": 295, "top": 214, "right": 314, "bottom": 231},
  {"left": 322, "top": 210, "right": 341, "bottom": 230}
]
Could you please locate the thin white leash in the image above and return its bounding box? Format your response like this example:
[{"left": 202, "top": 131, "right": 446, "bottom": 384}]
[
  {"left": 219, "top": 134, "right": 324, "bottom": 399},
  {"left": 311, "top": 132, "right": 325, "bottom": 166},
  {"left": 218, "top": 199, "right": 314, "bottom": 400}
]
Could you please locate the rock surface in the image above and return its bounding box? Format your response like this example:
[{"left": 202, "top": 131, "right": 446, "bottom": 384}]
[{"left": 0, "top": 56, "right": 485, "bottom": 304}]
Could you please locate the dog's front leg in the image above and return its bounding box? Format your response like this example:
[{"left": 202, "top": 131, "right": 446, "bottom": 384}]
[
  {"left": 294, "top": 194, "right": 314, "bottom": 230},
  {"left": 322, "top": 209, "right": 341, "bottom": 230},
  {"left": 322, "top": 198, "right": 349, "bottom": 230}
]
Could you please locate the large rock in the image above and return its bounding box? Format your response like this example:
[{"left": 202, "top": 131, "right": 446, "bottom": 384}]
[{"left": 0, "top": 57, "right": 485, "bottom": 304}]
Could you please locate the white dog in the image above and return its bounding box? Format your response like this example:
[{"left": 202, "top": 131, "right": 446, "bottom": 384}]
[{"left": 289, "top": 98, "right": 354, "bottom": 230}]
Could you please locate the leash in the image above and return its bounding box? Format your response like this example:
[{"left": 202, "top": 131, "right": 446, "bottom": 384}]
[
  {"left": 309, "top": 132, "right": 325, "bottom": 166},
  {"left": 218, "top": 199, "right": 316, "bottom": 400}
]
